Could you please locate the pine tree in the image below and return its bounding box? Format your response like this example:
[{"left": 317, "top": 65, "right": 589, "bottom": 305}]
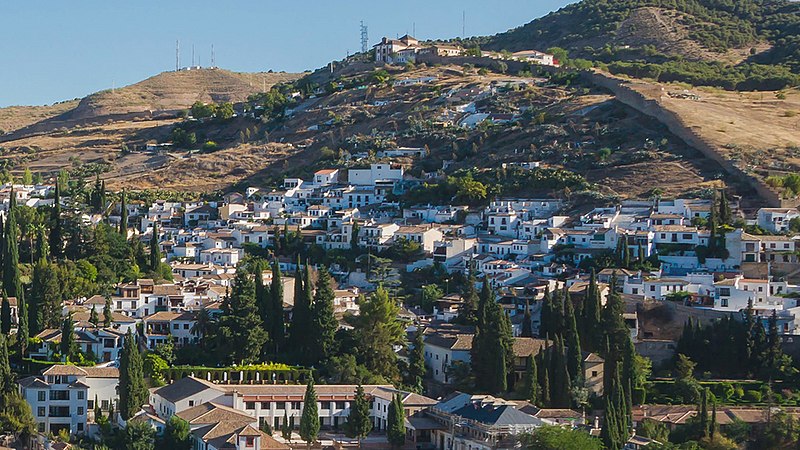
[
  {"left": 49, "top": 182, "right": 63, "bottom": 259},
  {"left": 408, "top": 328, "right": 427, "bottom": 392},
  {"left": 103, "top": 297, "right": 113, "bottom": 328},
  {"left": 149, "top": 221, "right": 161, "bottom": 272},
  {"left": 299, "top": 379, "right": 319, "bottom": 449},
  {"left": 0, "top": 292, "right": 9, "bottom": 335},
  {"left": 60, "top": 313, "right": 76, "bottom": 361},
  {"left": 119, "top": 331, "right": 147, "bottom": 420},
  {"left": 521, "top": 300, "right": 533, "bottom": 337},
  {"left": 119, "top": 189, "right": 128, "bottom": 235},
  {"left": 216, "top": 269, "right": 268, "bottom": 364},
  {"left": 311, "top": 267, "right": 338, "bottom": 367},
  {"left": 345, "top": 384, "right": 372, "bottom": 446},
  {"left": 346, "top": 286, "right": 405, "bottom": 381},
  {"left": 387, "top": 393, "right": 405, "bottom": 449},
  {"left": 563, "top": 290, "right": 583, "bottom": 385},
  {"left": 269, "top": 261, "right": 285, "bottom": 354}
]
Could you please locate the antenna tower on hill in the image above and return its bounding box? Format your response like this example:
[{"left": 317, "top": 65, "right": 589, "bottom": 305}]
[
  {"left": 360, "top": 21, "right": 369, "bottom": 53},
  {"left": 211, "top": 44, "right": 216, "bottom": 68},
  {"left": 176, "top": 40, "right": 180, "bottom": 71}
]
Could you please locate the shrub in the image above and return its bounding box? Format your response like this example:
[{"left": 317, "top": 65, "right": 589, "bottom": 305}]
[{"left": 745, "top": 390, "right": 762, "bottom": 402}]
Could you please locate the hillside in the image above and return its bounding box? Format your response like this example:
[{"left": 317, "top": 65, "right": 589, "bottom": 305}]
[
  {"left": 475, "top": 0, "right": 800, "bottom": 71},
  {"left": 65, "top": 69, "right": 301, "bottom": 120}
]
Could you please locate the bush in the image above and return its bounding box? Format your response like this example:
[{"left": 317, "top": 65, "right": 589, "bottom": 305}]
[{"left": 745, "top": 390, "right": 762, "bottom": 402}]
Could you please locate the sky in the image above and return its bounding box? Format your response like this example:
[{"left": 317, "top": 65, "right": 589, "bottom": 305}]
[{"left": 0, "top": 1, "right": 574, "bottom": 107}]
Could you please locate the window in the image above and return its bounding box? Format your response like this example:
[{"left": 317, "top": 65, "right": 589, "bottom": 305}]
[
  {"left": 188, "top": 401, "right": 194, "bottom": 407},
  {"left": 336, "top": 401, "right": 345, "bottom": 409},
  {"left": 77, "top": 423, "right": 84, "bottom": 432},
  {"left": 37, "top": 407, "right": 45, "bottom": 417},
  {"left": 276, "top": 401, "right": 285, "bottom": 409},
  {"left": 102, "top": 400, "right": 109, "bottom": 410},
  {"left": 173, "top": 324, "right": 179, "bottom": 330},
  {"left": 650, "top": 286, "right": 655, "bottom": 292},
  {"left": 321, "top": 401, "right": 330, "bottom": 410},
  {"left": 184, "top": 324, "right": 189, "bottom": 329},
  {"left": 246, "top": 402, "right": 255, "bottom": 410},
  {"left": 721, "top": 299, "right": 729, "bottom": 307},
  {"left": 261, "top": 402, "right": 270, "bottom": 409},
  {"left": 88, "top": 399, "right": 94, "bottom": 409},
  {"left": 719, "top": 288, "right": 731, "bottom": 297},
  {"left": 292, "top": 402, "right": 300, "bottom": 409},
  {"left": 246, "top": 437, "right": 255, "bottom": 447},
  {"left": 38, "top": 391, "right": 46, "bottom": 402},
  {"left": 77, "top": 391, "right": 85, "bottom": 400},
  {"left": 682, "top": 234, "right": 693, "bottom": 240},
  {"left": 591, "top": 371, "right": 598, "bottom": 377},
  {"left": 38, "top": 423, "right": 45, "bottom": 433},
  {"left": 77, "top": 407, "right": 84, "bottom": 416}
]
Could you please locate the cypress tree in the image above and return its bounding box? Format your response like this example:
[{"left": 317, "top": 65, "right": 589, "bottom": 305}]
[
  {"left": 119, "top": 331, "right": 147, "bottom": 420},
  {"left": 710, "top": 399, "right": 717, "bottom": 441},
  {"left": 524, "top": 355, "right": 540, "bottom": 405},
  {"left": 719, "top": 190, "right": 731, "bottom": 225},
  {"left": 49, "top": 182, "right": 63, "bottom": 259},
  {"left": 217, "top": 268, "right": 268, "bottom": 364},
  {"left": 541, "top": 365, "right": 551, "bottom": 407},
  {"left": 60, "top": 313, "right": 76, "bottom": 361},
  {"left": 269, "top": 261, "right": 285, "bottom": 354},
  {"left": 699, "top": 387, "right": 709, "bottom": 438},
  {"left": 387, "top": 393, "right": 405, "bottom": 449},
  {"left": 550, "top": 336, "right": 571, "bottom": 408},
  {"left": 0, "top": 292, "right": 9, "bottom": 335},
  {"left": 4, "top": 190, "right": 22, "bottom": 299},
  {"left": 766, "top": 309, "right": 782, "bottom": 377},
  {"left": 622, "top": 235, "right": 631, "bottom": 269},
  {"left": 103, "top": 297, "right": 113, "bottom": 328},
  {"left": 0, "top": 334, "right": 10, "bottom": 393},
  {"left": 299, "top": 378, "right": 319, "bottom": 449},
  {"left": 563, "top": 289, "right": 583, "bottom": 385},
  {"left": 539, "top": 287, "right": 553, "bottom": 338},
  {"left": 119, "top": 189, "right": 128, "bottom": 235},
  {"left": 17, "top": 294, "right": 28, "bottom": 354},
  {"left": 90, "top": 305, "right": 99, "bottom": 328},
  {"left": 254, "top": 260, "right": 269, "bottom": 324},
  {"left": 583, "top": 269, "right": 601, "bottom": 351},
  {"left": 521, "top": 300, "right": 533, "bottom": 338},
  {"left": 637, "top": 243, "right": 645, "bottom": 266},
  {"left": 345, "top": 384, "right": 372, "bottom": 445},
  {"left": 477, "top": 276, "right": 492, "bottom": 329},
  {"left": 290, "top": 260, "right": 314, "bottom": 365},
  {"left": 99, "top": 180, "right": 106, "bottom": 214},
  {"left": 456, "top": 266, "right": 479, "bottom": 325},
  {"left": 149, "top": 221, "right": 161, "bottom": 272},
  {"left": 311, "top": 267, "right": 338, "bottom": 367},
  {"left": 408, "top": 328, "right": 427, "bottom": 392}
]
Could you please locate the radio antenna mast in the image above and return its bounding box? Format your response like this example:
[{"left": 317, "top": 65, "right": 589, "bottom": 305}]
[
  {"left": 211, "top": 44, "right": 216, "bottom": 68},
  {"left": 462, "top": 10, "right": 466, "bottom": 37},
  {"left": 192, "top": 44, "right": 195, "bottom": 67},
  {"left": 360, "top": 21, "right": 369, "bottom": 53},
  {"left": 176, "top": 40, "right": 180, "bottom": 71}
]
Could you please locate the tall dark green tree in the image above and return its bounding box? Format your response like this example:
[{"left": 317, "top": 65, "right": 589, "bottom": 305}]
[
  {"left": 119, "top": 189, "right": 129, "bottom": 235},
  {"left": 524, "top": 355, "right": 540, "bottom": 405},
  {"left": 345, "top": 384, "right": 372, "bottom": 446},
  {"left": 299, "top": 378, "right": 319, "bottom": 449},
  {"left": 311, "top": 267, "right": 338, "bottom": 367},
  {"left": 456, "top": 267, "right": 479, "bottom": 325},
  {"left": 149, "top": 222, "right": 161, "bottom": 272},
  {"left": 269, "top": 261, "right": 286, "bottom": 354},
  {"left": 477, "top": 276, "right": 492, "bottom": 329},
  {"left": 216, "top": 269, "right": 268, "bottom": 364},
  {"left": 472, "top": 299, "right": 514, "bottom": 394},
  {"left": 0, "top": 334, "right": 11, "bottom": 393},
  {"left": 160, "top": 415, "right": 191, "bottom": 450},
  {"left": 550, "top": 336, "right": 571, "bottom": 408},
  {"left": 0, "top": 292, "right": 9, "bottom": 335},
  {"left": 290, "top": 261, "right": 315, "bottom": 365},
  {"left": 563, "top": 289, "right": 583, "bottom": 385},
  {"left": 3, "top": 191, "right": 21, "bottom": 299},
  {"left": 699, "top": 387, "right": 710, "bottom": 438},
  {"left": 49, "top": 182, "right": 63, "bottom": 259},
  {"left": 119, "top": 331, "right": 147, "bottom": 420},
  {"left": 387, "top": 393, "right": 405, "bottom": 449},
  {"left": 521, "top": 300, "right": 533, "bottom": 338},
  {"left": 254, "top": 259, "right": 269, "bottom": 324},
  {"left": 60, "top": 313, "right": 76, "bottom": 361},
  {"left": 90, "top": 305, "right": 99, "bottom": 328},
  {"left": 103, "top": 297, "right": 113, "bottom": 328},
  {"left": 346, "top": 286, "right": 405, "bottom": 382},
  {"left": 718, "top": 190, "right": 732, "bottom": 225},
  {"left": 408, "top": 328, "right": 427, "bottom": 392}
]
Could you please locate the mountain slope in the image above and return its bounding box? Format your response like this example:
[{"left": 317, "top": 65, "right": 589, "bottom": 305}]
[
  {"left": 65, "top": 69, "right": 301, "bottom": 120},
  {"left": 478, "top": 0, "right": 800, "bottom": 70}
]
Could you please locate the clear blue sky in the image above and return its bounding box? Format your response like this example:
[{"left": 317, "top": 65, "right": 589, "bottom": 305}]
[{"left": 0, "top": 1, "right": 574, "bottom": 107}]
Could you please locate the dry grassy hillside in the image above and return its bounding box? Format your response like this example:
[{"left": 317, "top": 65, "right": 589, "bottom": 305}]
[
  {"left": 0, "top": 101, "right": 80, "bottom": 135},
  {"left": 66, "top": 69, "right": 302, "bottom": 120}
]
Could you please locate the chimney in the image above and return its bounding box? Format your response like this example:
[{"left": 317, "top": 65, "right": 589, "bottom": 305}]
[{"left": 593, "top": 415, "right": 600, "bottom": 429}]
